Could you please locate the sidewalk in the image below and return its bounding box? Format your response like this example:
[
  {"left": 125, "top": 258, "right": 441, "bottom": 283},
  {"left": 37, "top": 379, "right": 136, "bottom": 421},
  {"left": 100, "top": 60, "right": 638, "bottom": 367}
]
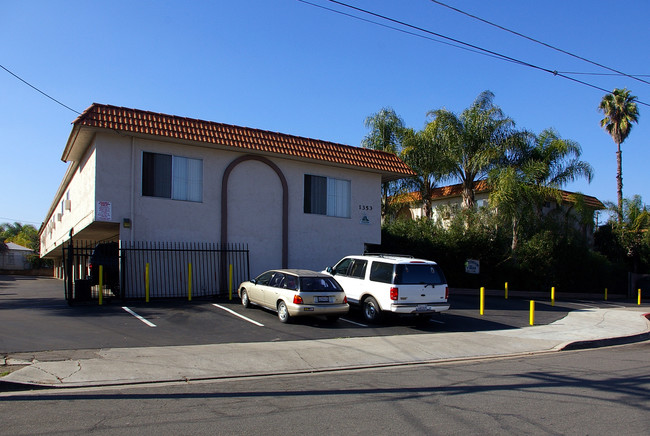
[{"left": 3, "top": 307, "right": 649, "bottom": 389}]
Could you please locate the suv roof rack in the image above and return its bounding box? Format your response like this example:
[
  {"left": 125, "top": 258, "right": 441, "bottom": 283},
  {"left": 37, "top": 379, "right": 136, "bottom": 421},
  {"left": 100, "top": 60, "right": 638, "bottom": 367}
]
[{"left": 363, "top": 253, "right": 414, "bottom": 259}]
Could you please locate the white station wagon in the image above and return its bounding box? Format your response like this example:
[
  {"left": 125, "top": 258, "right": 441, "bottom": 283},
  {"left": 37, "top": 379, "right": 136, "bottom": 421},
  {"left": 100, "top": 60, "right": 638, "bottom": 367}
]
[
  {"left": 238, "top": 269, "right": 349, "bottom": 323},
  {"left": 324, "top": 254, "right": 449, "bottom": 323}
]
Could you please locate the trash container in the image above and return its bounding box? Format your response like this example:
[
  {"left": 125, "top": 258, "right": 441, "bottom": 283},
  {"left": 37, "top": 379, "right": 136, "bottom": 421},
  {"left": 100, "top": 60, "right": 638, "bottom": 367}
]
[{"left": 75, "top": 279, "right": 92, "bottom": 301}]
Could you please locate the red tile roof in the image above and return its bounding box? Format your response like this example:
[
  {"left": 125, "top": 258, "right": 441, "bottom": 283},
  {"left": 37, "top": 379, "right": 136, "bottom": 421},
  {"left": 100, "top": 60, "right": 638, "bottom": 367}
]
[
  {"left": 69, "top": 103, "right": 414, "bottom": 179},
  {"left": 396, "top": 180, "right": 604, "bottom": 209}
]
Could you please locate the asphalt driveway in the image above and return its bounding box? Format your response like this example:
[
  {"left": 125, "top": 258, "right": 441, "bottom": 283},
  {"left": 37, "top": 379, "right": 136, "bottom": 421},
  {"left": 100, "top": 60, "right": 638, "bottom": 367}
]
[{"left": 0, "top": 274, "right": 636, "bottom": 354}]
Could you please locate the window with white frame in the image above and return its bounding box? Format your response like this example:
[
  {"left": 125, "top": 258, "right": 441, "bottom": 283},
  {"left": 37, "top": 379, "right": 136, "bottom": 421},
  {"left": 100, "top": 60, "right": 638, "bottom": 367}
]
[
  {"left": 304, "top": 174, "right": 350, "bottom": 218},
  {"left": 142, "top": 152, "right": 203, "bottom": 202}
]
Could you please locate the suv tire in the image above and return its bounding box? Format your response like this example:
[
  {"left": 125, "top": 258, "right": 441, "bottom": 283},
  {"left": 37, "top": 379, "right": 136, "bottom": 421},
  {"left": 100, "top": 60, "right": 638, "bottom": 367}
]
[{"left": 362, "top": 296, "right": 382, "bottom": 323}]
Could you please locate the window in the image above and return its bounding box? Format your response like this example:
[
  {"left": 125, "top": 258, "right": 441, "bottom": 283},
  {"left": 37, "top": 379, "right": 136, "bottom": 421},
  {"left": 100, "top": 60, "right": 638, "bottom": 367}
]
[
  {"left": 369, "top": 261, "right": 394, "bottom": 284},
  {"left": 394, "top": 264, "right": 446, "bottom": 285},
  {"left": 332, "top": 258, "right": 353, "bottom": 276},
  {"left": 304, "top": 174, "right": 350, "bottom": 218},
  {"left": 142, "top": 152, "right": 203, "bottom": 202},
  {"left": 300, "top": 277, "right": 343, "bottom": 292},
  {"left": 269, "top": 272, "right": 285, "bottom": 288},
  {"left": 348, "top": 259, "right": 367, "bottom": 279},
  {"left": 255, "top": 271, "right": 274, "bottom": 286}
]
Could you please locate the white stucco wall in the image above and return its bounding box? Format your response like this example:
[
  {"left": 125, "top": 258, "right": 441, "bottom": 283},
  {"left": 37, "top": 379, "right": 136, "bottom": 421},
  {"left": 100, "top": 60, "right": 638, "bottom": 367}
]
[
  {"left": 227, "top": 159, "right": 284, "bottom": 275},
  {"left": 41, "top": 146, "right": 98, "bottom": 255},
  {"left": 43, "top": 131, "right": 385, "bottom": 279},
  {"left": 284, "top": 159, "right": 381, "bottom": 273}
]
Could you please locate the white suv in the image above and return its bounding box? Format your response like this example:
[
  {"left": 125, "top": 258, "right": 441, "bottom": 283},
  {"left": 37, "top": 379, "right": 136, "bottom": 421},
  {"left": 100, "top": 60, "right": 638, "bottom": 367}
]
[{"left": 324, "top": 254, "right": 449, "bottom": 323}]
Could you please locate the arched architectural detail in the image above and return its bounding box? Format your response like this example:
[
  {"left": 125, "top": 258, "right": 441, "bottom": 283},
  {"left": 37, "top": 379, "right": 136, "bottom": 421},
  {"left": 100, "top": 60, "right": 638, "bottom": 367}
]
[{"left": 221, "top": 155, "right": 288, "bottom": 268}]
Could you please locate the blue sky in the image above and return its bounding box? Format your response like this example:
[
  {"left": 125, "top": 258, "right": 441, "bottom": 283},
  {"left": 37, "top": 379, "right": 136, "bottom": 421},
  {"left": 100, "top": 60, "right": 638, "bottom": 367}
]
[{"left": 2, "top": 0, "right": 649, "bottom": 227}]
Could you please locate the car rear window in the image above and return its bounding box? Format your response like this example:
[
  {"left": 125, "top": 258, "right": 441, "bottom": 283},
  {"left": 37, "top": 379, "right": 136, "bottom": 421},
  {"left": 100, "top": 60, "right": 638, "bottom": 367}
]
[
  {"left": 300, "top": 277, "right": 343, "bottom": 292},
  {"left": 394, "top": 264, "right": 446, "bottom": 285}
]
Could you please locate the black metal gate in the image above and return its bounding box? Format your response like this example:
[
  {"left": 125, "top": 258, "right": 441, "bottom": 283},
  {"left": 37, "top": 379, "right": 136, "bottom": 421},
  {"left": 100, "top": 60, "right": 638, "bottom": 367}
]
[{"left": 62, "top": 241, "right": 249, "bottom": 304}]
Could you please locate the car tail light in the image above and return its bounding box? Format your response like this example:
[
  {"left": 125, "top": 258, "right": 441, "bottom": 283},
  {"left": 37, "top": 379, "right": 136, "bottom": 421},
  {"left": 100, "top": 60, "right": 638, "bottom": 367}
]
[
  {"left": 445, "top": 287, "right": 449, "bottom": 300},
  {"left": 293, "top": 295, "right": 303, "bottom": 304},
  {"left": 343, "top": 296, "right": 347, "bottom": 304},
  {"left": 390, "top": 287, "right": 399, "bottom": 301}
]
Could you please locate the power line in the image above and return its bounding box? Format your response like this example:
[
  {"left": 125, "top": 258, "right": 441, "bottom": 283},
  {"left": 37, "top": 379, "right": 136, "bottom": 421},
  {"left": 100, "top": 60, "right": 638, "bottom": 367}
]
[
  {"left": 0, "top": 217, "right": 42, "bottom": 226},
  {"left": 304, "top": 1, "right": 649, "bottom": 107},
  {"left": 560, "top": 72, "right": 650, "bottom": 77},
  {"left": 429, "top": 0, "right": 650, "bottom": 86},
  {"left": 298, "top": 0, "right": 521, "bottom": 64},
  {"left": 0, "top": 64, "right": 81, "bottom": 115}
]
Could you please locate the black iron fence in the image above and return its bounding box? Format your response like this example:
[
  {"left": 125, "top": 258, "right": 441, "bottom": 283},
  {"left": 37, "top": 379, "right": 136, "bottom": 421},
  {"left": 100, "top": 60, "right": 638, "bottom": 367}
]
[{"left": 62, "top": 241, "right": 249, "bottom": 304}]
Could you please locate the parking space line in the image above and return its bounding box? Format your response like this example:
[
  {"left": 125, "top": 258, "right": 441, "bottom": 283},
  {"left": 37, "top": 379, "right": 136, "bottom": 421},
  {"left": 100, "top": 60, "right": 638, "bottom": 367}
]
[
  {"left": 212, "top": 304, "right": 265, "bottom": 327},
  {"left": 573, "top": 300, "right": 626, "bottom": 309},
  {"left": 340, "top": 318, "right": 368, "bottom": 327},
  {"left": 122, "top": 306, "right": 157, "bottom": 327},
  {"left": 430, "top": 319, "right": 445, "bottom": 324}
]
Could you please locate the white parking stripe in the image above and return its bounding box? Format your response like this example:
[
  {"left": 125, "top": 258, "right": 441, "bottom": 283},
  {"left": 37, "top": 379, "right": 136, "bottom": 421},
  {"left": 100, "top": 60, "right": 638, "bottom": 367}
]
[
  {"left": 340, "top": 318, "right": 368, "bottom": 327},
  {"left": 573, "top": 300, "right": 626, "bottom": 309},
  {"left": 212, "top": 304, "right": 265, "bottom": 327},
  {"left": 122, "top": 306, "right": 157, "bottom": 327},
  {"left": 429, "top": 319, "right": 445, "bottom": 324}
]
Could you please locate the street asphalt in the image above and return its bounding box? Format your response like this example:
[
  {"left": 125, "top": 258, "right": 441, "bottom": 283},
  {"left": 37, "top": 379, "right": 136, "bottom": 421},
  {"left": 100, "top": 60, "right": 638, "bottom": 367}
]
[{"left": 2, "top": 305, "right": 649, "bottom": 389}]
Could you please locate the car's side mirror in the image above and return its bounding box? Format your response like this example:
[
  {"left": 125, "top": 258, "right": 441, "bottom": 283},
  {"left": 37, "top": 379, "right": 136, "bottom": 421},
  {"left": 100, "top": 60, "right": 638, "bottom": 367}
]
[
  {"left": 326, "top": 266, "right": 334, "bottom": 274},
  {"left": 250, "top": 279, "right": 257, "bottom": 285}
]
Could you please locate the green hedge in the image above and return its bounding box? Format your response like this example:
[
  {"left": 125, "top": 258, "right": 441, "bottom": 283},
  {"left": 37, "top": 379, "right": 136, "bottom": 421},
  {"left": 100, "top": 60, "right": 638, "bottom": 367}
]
[{"left": 371, "top": 219, "right": 628, "bottom": 294}]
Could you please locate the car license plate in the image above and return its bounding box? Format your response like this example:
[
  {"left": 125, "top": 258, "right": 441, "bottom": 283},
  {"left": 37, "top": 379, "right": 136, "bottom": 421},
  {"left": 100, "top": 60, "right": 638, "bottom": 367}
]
[
  {"left": 416, "top": 304, "right": 429, "bottom": 311},
  {"left": 317, "top": 296, "right": 330, "bottom": 303}
]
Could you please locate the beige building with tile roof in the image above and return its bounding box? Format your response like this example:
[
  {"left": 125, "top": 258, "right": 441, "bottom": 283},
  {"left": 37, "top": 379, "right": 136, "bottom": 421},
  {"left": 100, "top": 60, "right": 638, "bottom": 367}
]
[
  {"left": 41, "top": 104, "right": 414, "bottom": 280},
  {"left": 394, "top": 180, "right": 605, "bottom": 241}
]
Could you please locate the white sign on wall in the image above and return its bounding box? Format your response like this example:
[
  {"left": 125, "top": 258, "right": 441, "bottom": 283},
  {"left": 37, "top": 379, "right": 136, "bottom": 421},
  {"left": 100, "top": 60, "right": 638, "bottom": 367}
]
[
  {"left": 465, "top": 259, "right": 480, "bottom": 274},
  {"left": 96, "top": 201, "right": 112, "bottom": 221}
]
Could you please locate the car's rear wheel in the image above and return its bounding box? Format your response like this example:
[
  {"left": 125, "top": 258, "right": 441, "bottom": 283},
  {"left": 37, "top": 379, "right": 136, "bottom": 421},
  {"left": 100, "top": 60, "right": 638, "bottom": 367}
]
[
  {"left": 277, "top": 301, "right": 290, "bottom": 323},
  {"left": 240, "top": 290, "right": 250, "bottom": 308},
  {"left": 362, "top": 296, "right": 382, "bottom": 323}
]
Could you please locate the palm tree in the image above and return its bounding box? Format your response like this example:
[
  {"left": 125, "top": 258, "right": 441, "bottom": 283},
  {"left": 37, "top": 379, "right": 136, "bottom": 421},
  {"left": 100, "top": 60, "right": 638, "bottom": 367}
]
[
  {"left": 361, "top": 107, "right": 405, "bottom": 154},
  {"left": 489, "top": 128, "right": 593, "bottom": 252},
  {"left": 400, "top": 128, "right": 449, "bottom": 219},
  {"left": 361, "top": 108, "right": 407, "bottom": 218},
  {"left": 598, "top": 88, "right": 640, "bottom": 223},
  {"left": 426, "top": 91, "right": 515, "bottom": 210}
]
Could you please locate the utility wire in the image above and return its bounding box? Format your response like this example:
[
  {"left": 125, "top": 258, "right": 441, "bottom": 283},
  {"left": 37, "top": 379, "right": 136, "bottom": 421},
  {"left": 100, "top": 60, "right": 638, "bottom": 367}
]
[
  {"left": 0, "top": 64, "right": 81, "bottom": 115},
  {"left": 560, "top": 72, "right": 650, "bottom": 77},
  {"left": 305, "top": 0, "right": 649, "bottom": 107},
  {"left": 0, "top": 217, "right": 42, "bottom": 226},
  {"left": 298, "top": 0, "right": 521, "bottom": 65},
  {"left": 429, "top": 0, "right": 650, "bottom": 86}
]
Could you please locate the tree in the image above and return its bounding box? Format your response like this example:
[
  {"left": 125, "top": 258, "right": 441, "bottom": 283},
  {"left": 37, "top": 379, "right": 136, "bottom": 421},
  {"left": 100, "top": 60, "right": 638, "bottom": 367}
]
[
  {"left": 361, "top": 108, "right": 408, "bottom": 218},
  {"left": 598, "top": 88, "right": 640, "bottom": 223},
  {"left": 489, "top": 128, "right": 593, "bottom": 252},
  {"left": 526, "top": 128, "right": 593, "bottom": 190},
  {"left": 400, "top": 128, "right": 449, "bottom": 219},
  {"left": 1, "top": 222, "right": 39, "bottom": 251},
  {"left": 425, "top": 91, "right": 515, "bottom": 210}
]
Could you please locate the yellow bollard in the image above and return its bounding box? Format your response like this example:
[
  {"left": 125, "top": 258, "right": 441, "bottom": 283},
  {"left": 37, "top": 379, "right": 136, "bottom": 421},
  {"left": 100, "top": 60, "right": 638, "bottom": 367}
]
[
  {"left": 639, "top": 289, "right": 642, "bottom": 306},
  {"left": 98, "top": 265, "right": 103, "bottom": 306},
  {"left": 551, "top": 286, "right": 555, "bottom": 306},
  {"left": 229, "top": 264, "right": 233, "bottom": 301},
  {"left": 480, "top": 287, "right": 485, "bottom": 315},
  {"left": 505, "top": 282, "right": 508, "bottom": 300},
  {"left": 605, "top": 287, "right": 608, "bottom": 301},
  {"left": 188, "top": 263, "right": 192, "bottom": 301},
  {"left": 530, "top": 300, "right": 535, "bottom": 325},
  {"left": 145, "top": 263, "right": 150, "bottom": 303}
]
